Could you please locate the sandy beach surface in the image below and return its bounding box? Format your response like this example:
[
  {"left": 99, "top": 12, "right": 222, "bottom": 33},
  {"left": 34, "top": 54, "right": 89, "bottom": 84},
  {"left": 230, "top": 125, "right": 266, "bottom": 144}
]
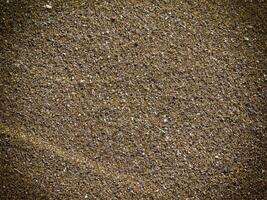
[{"left": 0, "top": 0, "right": 266, "bottom": 199}]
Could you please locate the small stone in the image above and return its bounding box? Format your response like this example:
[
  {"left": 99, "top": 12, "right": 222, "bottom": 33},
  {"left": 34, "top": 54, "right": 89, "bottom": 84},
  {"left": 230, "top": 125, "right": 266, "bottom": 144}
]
[
  {"left": 165, "top": 136, "right": 170, "bottom": 141},
  {"left": 44, "top": 4, "right": 52, "bottom": 9},
  {"left": 223, "top": 166, "right": 230, "bottom": 174},
  {"left": 244, "top": 36, "right": 249, "bottom": 41}
]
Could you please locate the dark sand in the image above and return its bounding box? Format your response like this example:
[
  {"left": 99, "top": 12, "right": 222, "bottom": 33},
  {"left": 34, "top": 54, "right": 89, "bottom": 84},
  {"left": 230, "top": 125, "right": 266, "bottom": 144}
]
[{"left": 0, "top": 0, "right": 266, "bottom": 199}]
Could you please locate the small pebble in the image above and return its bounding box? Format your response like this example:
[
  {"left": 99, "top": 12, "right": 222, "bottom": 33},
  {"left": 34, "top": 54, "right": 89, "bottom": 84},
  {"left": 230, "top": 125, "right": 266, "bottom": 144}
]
[{"left": 44, "top": 4, "right": 52, "bottom": 9}]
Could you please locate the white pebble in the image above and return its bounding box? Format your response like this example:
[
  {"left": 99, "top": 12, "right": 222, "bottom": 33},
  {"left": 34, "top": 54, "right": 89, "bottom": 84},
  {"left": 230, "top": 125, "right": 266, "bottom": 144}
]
[{"left": 44, "top": 4, "right": 52, "bottom": 9}]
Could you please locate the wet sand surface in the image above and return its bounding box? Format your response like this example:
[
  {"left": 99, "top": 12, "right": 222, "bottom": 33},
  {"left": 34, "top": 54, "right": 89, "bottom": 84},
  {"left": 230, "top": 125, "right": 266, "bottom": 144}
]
[{"left": 0, "top": 0, "right": 266, "bottom": 199}]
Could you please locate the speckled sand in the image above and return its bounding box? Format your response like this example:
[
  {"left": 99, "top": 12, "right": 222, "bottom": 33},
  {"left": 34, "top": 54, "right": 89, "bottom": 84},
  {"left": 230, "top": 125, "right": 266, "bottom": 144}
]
[{"left": 0, "top": 0, "right": 266, "bottom": 199}]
